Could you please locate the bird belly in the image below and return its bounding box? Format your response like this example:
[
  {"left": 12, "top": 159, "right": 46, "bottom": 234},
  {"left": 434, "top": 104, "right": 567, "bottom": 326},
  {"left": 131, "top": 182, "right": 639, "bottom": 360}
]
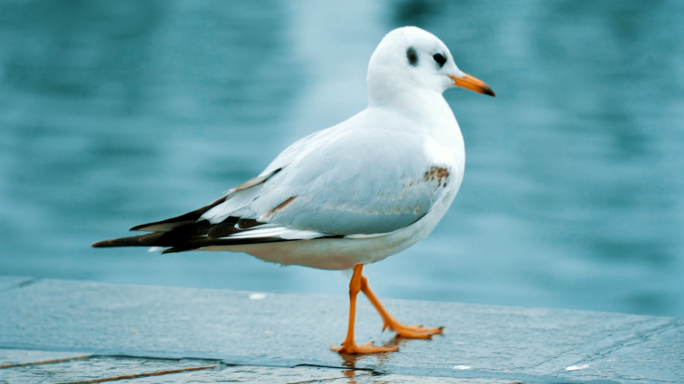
[{"left": 206, "top": 236, "right": 411, "bottom": 270}]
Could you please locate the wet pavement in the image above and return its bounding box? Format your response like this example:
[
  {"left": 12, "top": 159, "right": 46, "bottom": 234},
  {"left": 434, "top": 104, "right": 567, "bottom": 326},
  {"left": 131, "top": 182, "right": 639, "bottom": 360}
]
[{"left": 0, "top": 276, "right": 682, "bottom": 383}]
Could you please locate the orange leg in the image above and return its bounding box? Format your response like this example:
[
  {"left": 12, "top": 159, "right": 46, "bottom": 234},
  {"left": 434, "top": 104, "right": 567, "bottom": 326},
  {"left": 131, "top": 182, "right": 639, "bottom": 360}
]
[
  {"left": 330, "top": 265, "right": 398, "bottom": 354},
  {"left": 361, "top": 275, "right": 443, "bottom": 339}
]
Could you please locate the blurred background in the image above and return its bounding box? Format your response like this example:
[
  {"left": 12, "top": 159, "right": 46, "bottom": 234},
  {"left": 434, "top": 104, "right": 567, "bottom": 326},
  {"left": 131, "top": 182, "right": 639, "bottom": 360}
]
[{"left": 1, "top": 0, "right": 683, "bottom": 317}]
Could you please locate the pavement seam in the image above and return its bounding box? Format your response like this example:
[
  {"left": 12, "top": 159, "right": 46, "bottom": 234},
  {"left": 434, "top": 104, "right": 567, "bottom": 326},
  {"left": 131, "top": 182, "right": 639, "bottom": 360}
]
[
  {"left": 55, "top": 364, "right": 217, "bottom": 384},
  {"left": 0, "top": 346, "right": 622, "bottom": 383},
  {"left": 0, "top": 354, "right": 90, "bottom": 369},
  {"left": 285, "top": 371, "right": 373, "bottom": 384},
  {"left": 0, "top": 348, "right": 622, "bottom": 384}
]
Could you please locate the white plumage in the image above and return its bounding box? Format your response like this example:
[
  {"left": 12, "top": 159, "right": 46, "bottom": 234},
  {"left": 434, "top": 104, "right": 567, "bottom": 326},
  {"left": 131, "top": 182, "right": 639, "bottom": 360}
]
[{"left": 94, "top": 26, "right": 494, "bottom": 271}]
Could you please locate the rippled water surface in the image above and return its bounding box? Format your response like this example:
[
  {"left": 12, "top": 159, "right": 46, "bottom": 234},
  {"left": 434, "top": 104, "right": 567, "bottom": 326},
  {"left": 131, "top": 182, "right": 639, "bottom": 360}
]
[{"left": 1, "top": 1, "right": 683, "bottom": 316}]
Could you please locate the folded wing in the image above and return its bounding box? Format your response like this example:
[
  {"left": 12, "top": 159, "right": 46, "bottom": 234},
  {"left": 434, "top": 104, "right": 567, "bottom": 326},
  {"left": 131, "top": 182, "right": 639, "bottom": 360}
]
[{"left": 92, "top": 114, "right": 455, "bottom": 253}]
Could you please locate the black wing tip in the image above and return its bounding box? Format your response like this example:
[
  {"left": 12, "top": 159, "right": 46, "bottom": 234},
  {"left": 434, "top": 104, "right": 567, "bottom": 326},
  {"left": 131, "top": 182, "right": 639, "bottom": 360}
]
[
  {"left": 129, "top": 223, "right": 149, "bottom": 231},
  {"left": 91, "top": 239, "right": 113, "bottom": 248},
  {"left": 91, "top": 234, "right": 159, "bottom": 248},
  {"left": 129, "top": 195, "right": 231, "bottom": 232}
]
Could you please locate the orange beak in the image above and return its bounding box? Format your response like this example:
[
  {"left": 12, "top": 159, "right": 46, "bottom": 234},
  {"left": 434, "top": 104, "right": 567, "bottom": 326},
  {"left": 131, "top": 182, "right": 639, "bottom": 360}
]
[{"left": 449, "top": 73, "right": 496, "bottom": 97}]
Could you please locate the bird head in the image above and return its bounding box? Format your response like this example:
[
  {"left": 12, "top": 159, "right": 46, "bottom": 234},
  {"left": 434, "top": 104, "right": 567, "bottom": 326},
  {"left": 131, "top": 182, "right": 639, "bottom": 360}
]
[{"left": 367, "top": 27, "right": 494, "bottom": 106}]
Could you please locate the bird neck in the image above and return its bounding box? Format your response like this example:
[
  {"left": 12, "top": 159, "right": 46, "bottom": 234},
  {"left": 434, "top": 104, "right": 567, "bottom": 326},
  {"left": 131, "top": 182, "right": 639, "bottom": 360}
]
[{"left": 368, "top": 84, "right": 453, "bottom": 123}]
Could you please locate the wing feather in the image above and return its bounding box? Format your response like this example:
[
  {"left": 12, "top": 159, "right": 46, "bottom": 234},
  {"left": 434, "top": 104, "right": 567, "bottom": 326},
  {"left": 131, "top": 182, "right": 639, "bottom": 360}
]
[
  {"left": 96, "top": 109, "right": 460, "bottom": 253},
  {"left": 201, "top": 110, "right": 456, "bottom": 235}
]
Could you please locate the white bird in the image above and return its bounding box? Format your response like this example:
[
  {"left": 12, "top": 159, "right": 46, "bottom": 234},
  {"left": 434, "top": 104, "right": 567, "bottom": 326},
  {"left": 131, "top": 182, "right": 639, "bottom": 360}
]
[{"left": 93, "top": 26, "right": 495, "bottom": 354}]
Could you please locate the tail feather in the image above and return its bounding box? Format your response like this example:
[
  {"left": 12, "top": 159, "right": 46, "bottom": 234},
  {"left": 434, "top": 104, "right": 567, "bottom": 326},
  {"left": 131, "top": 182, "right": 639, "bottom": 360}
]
[
  {"left": 91, "top": 231, "right": 171, "bottom": 248},
  {"left": 91, "top": 234, "right": 157, "bottom": 248},
  {"left": 91, "top": 217, "right": 292, "bottom": 253},
  {"left": 129, "top": 195, "right": 228, "bottom": 232},
  {"left": 93, "top": 168, "right": 295, "bottom": 253},
  {"left": 128, "top": 168, "right": 284, "bottom": 232}
]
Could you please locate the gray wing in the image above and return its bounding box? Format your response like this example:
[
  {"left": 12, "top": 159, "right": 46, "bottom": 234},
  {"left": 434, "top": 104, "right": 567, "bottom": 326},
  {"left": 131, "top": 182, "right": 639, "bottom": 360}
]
[{"left": 203, "top": 117, "right": 454, "bottom": 236}]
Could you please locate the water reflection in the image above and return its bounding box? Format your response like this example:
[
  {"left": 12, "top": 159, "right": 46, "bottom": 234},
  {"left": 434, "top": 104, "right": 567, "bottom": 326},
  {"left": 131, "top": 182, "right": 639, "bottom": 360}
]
[
  {"left": 343, "top": 370, "right": 358, "bottom": 384},
  {"left": 0, "top": 1, "right": 682, "bottom": 316},
  {"left": 334, "top": 335, "right": 411, "bottom": 370}
]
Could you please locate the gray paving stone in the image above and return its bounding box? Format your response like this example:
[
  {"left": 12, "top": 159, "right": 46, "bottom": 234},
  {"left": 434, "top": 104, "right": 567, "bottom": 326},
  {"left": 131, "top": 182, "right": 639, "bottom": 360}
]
[
  {"left": 120, "top": 366, "right": 514, "bottom": 384},
  {"left": 0, "top": 354, "right": 216, "bottom": 384},
  {"left": 0, "top": 349, "right": 89, "bottom": 368},
  {"left": 118, "top": 365, "right": 358, "bottom": 384},
  {"left": 554, "top": 321, "right": 684, "bottom": 383},
  {"left": 0, "top": 277, "right": 681, "bottom": 383},
  {"left": 0, "top": 353, "right": 514, "bottom": 384},
  {"left": 330, "top": 374, "right": 516, "bottom": 384}
]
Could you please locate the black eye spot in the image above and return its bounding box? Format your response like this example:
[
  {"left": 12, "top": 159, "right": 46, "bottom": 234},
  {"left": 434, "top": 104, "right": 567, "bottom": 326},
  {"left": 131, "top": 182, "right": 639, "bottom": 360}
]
[
  {"left": 433, "top": 53, "right": 446, "bottom": 67},
  {"left": 406, "top": 47, "right": 418, "bottom": 66}
]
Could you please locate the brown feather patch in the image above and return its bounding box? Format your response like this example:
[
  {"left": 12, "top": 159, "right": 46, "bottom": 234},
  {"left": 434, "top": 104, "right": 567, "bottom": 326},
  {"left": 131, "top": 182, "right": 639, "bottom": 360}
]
[
  {"left": 266, "top": 196, "right": 297, "bottom": 217},
  {"left": 232, "top": 168, "right": 281, "bottom": 192},
  {"left": 424, "top": 166, "right": 450, "bottom": 186}
]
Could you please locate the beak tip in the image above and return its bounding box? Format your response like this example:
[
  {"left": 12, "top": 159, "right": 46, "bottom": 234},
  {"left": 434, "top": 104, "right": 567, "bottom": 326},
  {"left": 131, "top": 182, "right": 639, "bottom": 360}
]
[{"left": 450, "top": 73, "right": 496, "bottom": 97}]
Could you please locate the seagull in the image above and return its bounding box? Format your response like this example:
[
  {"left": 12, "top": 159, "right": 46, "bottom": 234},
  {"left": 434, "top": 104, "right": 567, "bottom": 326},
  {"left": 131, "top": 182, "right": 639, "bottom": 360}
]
[{"left": 92, "top": 26, "right": 495, "bottom": 354}]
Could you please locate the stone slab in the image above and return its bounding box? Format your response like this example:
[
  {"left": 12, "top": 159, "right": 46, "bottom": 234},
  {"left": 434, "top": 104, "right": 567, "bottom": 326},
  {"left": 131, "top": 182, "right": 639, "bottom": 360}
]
[
  {"left": 0, "top": 349, "right": 89, "bottom": 368},
  {"left": 0, "top": 354, "right": 215, "bottom": 384},
  {"left": 0, "top": 351, "right": 518, "bottom": 384},
  {"left": 0, "top": 277, "right": 681, "bottom": 383},
  {"left": 553, "top": 321, "right": 684, "bottom": 383},
  {"left": 122, "top": 366, "right": 514, "bottom": 384}
]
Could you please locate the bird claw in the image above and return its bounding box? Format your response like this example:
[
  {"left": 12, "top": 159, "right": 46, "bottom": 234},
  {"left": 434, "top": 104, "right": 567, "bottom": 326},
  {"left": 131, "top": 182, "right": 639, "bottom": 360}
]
[
  {"left": 387, "top": 322, "right": 444, "bottom": 339},
  {"left": 330, "top": 341, "right": 399, "bottom": 354}
]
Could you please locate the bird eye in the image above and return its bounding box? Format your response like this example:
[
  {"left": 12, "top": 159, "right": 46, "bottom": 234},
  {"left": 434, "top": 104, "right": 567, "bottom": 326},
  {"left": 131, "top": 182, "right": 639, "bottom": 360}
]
[
  {"left": 433, "top": 53, "right": 446, "bottom": 67},
  {"left": 406, "top": 47, "right": 418, "bottom": 66}
]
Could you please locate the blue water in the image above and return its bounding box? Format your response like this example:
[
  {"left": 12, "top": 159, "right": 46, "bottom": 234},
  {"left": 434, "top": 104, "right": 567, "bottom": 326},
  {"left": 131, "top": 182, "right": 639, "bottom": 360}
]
[{"left": 1, "top": 1, "right": 683, "bottom": 316}]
